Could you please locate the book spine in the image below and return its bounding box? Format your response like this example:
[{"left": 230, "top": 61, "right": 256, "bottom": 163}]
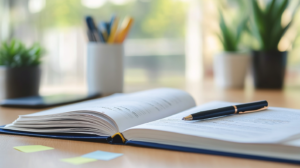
[{"left": 107, "top": 132, "right": 127, "bottom": 144}]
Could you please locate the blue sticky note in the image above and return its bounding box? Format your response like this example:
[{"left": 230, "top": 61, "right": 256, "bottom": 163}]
[{"left": 81, "top": 150, "right": 123, "bottom": 161}]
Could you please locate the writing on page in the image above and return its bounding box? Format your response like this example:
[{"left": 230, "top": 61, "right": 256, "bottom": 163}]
[{"left": 132, "top": 102, "right": 300, "bottom": 143}]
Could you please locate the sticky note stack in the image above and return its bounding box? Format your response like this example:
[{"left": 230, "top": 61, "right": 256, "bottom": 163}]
[
  {"left": 61, "top": 157, "right": 97, "bottom": 165},
  {"left": 14, "top": 145, "right": 54, "bottom": 153},
  {"left": 13, "top": 145, "right": 123, "bottom": 165},
  {"left": 61, "top": 150, "right": 123, "bottom": 165}
]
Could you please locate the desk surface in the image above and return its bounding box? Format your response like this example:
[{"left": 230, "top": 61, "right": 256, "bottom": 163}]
[{"left": 1, "top": 81, "right": 300, "bottom": 168}]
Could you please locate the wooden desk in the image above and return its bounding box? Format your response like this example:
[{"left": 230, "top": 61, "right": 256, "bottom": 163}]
[{"left": 1, "top": 81, "right": 300, "bottom": 168}]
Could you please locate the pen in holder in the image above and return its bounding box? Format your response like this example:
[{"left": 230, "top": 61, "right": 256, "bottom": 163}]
[{"left": 87, "top": 42, "right": 124, "bottom": 95}]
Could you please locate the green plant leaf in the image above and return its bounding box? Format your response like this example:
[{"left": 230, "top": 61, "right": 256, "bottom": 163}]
[
  {"left": 266, "top": 0, "right": 276, "bottom": 16},
  {"left": 250, "top": 0, "right": 266, "bottom": 49},
  {"left": 218, "top": 9, "right": 242, "bottom": 52},
  {"left": 236, "top": 18, "right": 248, "bottom": 44},
  {"left": 0, "top": 40, "right": 44, "bottom": 68},
  {"left": 272, "top": 21, "right": 292, "bottom": 50},
  {"left": 273, "top": 0, "right": 289, "bottom": 23},
  {"left": 249, "top": 0, "right": 298, "bottom": 51}
]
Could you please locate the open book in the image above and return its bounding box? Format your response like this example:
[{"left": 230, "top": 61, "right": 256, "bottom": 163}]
[{"left": 2, "top": 88, "right": 300, "bottom": 164}]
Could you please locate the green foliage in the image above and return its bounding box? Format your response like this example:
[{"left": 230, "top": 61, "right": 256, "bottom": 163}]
[
  {"left": 141, "top": 0, "right": 187, "bottom": 38},
  {"left": 217, "top": 10, "right": 248, "bottom": 52},
  {"left": 249, "top": 0, "right": 298, "bottom": 51},
  {"left": 0, "top": 40, "right": 44, "bottom": 68},
  {"left": 31, "top": 0, "right": 187, "bottom": 39}
]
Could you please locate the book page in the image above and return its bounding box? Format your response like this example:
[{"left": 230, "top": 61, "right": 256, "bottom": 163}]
[
  {"left": 17, "top": 88, "right": 196, "bottom": 133},
  {"left": 126, "top": 101, "right": 300, "bottom": 143}
]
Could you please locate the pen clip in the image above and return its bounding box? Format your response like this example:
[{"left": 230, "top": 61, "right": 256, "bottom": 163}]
[{"left": 240, "top": 106, "right": 268, "bottom": 113}]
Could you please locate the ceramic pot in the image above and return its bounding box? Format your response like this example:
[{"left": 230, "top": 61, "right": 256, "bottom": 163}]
[
  {"left": 214, "top": 52, "right": 250, "bottom": 88},
  {"left": 251, "top": 50, "right": 287, "bottom": 89},
  {"left": 5, "top": 66, "right": 41, "bottom": 98}
]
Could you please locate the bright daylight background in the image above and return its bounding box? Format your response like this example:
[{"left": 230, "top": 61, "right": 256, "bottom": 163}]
[{"left": 1, "top": 0, "right": 300, "bottom": 94}]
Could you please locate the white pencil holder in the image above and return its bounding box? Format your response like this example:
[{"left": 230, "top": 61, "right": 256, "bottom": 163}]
[{"left": 87, "top": 43, "right": 124, "bottom": 95}]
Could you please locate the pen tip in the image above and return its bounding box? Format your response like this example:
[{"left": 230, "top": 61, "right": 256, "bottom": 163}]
[{"left": 182, "top": 115, "right": 193, "bottom": 121}]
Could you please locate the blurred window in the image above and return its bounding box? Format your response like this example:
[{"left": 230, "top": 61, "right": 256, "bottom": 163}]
[
  {"left": 0, "top": 0, "right": 193, "bottom": 94},
  {"left": 3, "top": 0, "right": 300, "bottom": 93}
]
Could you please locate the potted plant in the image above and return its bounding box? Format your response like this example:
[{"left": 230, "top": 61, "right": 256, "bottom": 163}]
[
  {"left": 214, "top": 9, "right": 249, "bottom": 88},
  {"left": 0, "top": 40, "right": 44, "bottom": 98},
  {"left": 249, "top": 0, "right": 298, "bottom": 89}
]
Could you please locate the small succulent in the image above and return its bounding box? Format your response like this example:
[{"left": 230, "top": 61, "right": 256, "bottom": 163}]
[
  {"left": 0, "top": 40, "right": 44, "bottom": 68},
  {"left": 249, "top": 0, "right": 298, "bottom": 51},
  {"left": 217, "top": 10, "right": 248, "bottom": 52}
]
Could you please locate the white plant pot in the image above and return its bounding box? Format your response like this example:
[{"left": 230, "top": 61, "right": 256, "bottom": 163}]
[
  {"left": 213, "top": 52, "right": 250, "bottom": 88},
  {"left": 0, "top": 66, "right": 6, "bottom": 100}
]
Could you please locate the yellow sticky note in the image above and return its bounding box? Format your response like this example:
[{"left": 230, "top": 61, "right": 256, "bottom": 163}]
[
  {"left": 61, "top": 157, "right": 97, "bottom": 165},
  {"left": 14, "top": 145, "right": 54, "bottom": 153}
]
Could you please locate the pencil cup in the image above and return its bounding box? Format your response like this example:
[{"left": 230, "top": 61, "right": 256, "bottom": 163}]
[{"left": 87, "top": 43, "right": 124, "bottom": 95}]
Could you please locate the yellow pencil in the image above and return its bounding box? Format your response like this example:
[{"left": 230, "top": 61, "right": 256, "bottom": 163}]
[
  {"left": 99, "top": 23, "right": 108, "bottom": 42},
  {"left": 102, "top": 30, "right": 108, "bottom": 42},
  {"left": 107, "top": 17, "right": 119, "bottom": 44},
  {"left": 115, "top": 17, "right": 134, "bottom": 43}
]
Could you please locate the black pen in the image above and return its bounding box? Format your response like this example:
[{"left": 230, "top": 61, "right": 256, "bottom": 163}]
[
  {"left": 182, "top": 100, "right": 268, "bottom": 121},
  {"left": 85, "top": 16, "right": 105, "bottom": 42}
]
